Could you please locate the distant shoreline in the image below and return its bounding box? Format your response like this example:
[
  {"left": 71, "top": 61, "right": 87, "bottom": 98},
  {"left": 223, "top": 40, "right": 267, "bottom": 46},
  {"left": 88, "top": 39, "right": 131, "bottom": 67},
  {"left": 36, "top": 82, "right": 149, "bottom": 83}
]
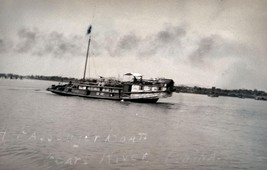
[
  {"left": 175, "top": 86, "right": 267, "bottom": 101},
  {"left": 1, "top": 73, "right": 266, "bottom": 101}
]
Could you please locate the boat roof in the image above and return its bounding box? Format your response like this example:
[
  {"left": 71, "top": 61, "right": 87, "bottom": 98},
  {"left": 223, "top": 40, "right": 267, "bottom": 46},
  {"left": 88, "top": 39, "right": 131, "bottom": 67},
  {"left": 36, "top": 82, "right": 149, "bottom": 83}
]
[{"left": 124, "top": 73, "right": 143, "bottom": 77}]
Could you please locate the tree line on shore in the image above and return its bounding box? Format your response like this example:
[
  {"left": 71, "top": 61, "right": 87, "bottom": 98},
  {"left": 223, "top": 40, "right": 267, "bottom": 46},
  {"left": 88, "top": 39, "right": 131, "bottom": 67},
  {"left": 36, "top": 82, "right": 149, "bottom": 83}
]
[
  {"left": 1, "top": 73, "right": 266, "bottom": 100},
  {"left": 175, "top": 86, "right": 267, "bottom": 100},
  {"left": 0, "top": 73, "right": 78, "bottom": 82}
]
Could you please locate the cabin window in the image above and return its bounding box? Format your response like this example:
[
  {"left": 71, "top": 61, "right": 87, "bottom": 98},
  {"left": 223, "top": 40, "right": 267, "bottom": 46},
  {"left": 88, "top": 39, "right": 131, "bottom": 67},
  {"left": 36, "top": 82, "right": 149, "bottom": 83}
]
[
  {"left": 144, "top": 86, "right": 151, "bottom": 91},
  {"left": 78, "top": 86, "right": 86, "bottom": 90},
  {"left": 103, "top": 88, "right": 109, "bottom": 92},
  {"left": 152, "top": 87, "right": 158, "bottom": 91},
  {"left": 93, "top": 88, "right": 100, "bottom": 91},
  {"left": 112, "top": 89, "right": 118, "bottom": 93}
]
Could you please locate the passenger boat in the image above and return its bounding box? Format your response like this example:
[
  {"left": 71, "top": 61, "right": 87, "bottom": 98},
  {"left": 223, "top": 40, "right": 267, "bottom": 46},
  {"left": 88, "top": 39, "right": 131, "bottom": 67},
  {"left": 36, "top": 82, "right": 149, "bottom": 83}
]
[{"left": 47, "top": 26, "right": 175, "bottom": 103}]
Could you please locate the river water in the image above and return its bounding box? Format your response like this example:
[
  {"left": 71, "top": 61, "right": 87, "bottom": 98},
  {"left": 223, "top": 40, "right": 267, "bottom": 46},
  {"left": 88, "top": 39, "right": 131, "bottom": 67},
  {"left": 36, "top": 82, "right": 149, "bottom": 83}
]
[{"left": 0, "top": 79, "right": 266, "bottom": 170}]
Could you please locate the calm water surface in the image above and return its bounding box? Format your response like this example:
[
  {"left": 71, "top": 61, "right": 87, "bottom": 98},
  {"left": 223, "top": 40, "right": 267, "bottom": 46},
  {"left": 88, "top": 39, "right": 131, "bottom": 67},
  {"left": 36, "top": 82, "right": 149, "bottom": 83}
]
[{"left": 0, "top": 79, "right": 266, "bottom": 170}]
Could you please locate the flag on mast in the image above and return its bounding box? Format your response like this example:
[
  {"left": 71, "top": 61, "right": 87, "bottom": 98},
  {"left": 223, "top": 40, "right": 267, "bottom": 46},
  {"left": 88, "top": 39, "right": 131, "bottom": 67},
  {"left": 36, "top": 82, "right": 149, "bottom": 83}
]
[{"left": 87, "top": 25, "right": 92, "bottom": 34}]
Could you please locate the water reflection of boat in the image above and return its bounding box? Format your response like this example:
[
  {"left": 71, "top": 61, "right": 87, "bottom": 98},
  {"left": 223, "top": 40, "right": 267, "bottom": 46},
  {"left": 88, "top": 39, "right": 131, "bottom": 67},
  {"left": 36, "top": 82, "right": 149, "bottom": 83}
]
[{"left": 47, "top": 25, "right": 175, "bottom": 103}]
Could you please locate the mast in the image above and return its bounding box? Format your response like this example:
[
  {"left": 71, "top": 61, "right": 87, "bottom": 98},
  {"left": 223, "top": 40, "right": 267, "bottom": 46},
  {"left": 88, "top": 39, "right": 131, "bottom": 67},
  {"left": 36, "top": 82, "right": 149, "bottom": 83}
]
[{"left": 83, "top": 25, "right": 92, "bottom": 81}]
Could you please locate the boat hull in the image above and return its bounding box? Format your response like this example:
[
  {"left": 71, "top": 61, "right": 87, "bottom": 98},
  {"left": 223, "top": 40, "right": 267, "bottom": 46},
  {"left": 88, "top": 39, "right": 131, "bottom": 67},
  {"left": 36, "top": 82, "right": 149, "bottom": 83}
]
[
  {"left": 124, "top": 98, "right": 159, "bottom": 103},
  {"left": 47, "top": 88, "right": 159, "bottom": 103},
  {"left": 47, "top": 77, "right": 174, "bottom": 103}
]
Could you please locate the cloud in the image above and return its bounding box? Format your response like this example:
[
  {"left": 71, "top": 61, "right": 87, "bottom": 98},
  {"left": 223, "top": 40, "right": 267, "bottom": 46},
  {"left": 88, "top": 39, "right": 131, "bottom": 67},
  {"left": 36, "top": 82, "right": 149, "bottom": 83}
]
[
  {"left": 118, "top": 33, "right": 140, "bottom": 50},
  {"left": 2, "top": 24, "right": 262, "bottom": 66},
  {"left": 35, "top": 31, "right": 84, "bottom": 57},
  {"left": 77, "top": 24, "right": 187, "bottom": 58},
  {"left": 188, "top": 35, "right": 217, "bottom": 66},
  {"left": 185, "top": 32, "right": 262, "bottom": 70},
  {"left": 9, "top": 28, "right": 85, "bottom": 58},
  {"left": 1, "top": 24, "right": 266, "bottom": 90},
  {"left": 0, "top": 39, "right": 8, "bottom": 54},
  {"left": 138, "top": 25, "right": 186, "bottom": 57},
  {"left": 3, "top": 24, "right": 262, "bottom": 64},
  {"left": 16, "top": 28, "right": 37, "bottom": 53},
  {"left": 95, "top": 24, "right": 187, "bottom": 58},
  {"left": 112, "top": 33, "right": 141, "bottom": 57},
  {"left": 0, "top": 37, "right": 14, "bottom": 55},
  {"left": 218, "top": 60, "right": 267, "bottom": 90}
]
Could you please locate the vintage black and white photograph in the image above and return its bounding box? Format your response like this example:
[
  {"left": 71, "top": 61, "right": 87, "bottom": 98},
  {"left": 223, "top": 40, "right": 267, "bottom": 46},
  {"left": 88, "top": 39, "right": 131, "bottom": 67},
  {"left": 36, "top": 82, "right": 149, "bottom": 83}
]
[{"left": 0, "top": 0, "right": 267, "bottom": 169}]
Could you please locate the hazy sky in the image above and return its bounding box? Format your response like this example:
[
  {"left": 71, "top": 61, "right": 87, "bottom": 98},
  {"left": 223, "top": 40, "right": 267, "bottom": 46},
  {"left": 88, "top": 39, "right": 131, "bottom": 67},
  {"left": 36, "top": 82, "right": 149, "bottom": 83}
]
[{"left": 0, "top": 0, "right": 267, "bottom": 90}]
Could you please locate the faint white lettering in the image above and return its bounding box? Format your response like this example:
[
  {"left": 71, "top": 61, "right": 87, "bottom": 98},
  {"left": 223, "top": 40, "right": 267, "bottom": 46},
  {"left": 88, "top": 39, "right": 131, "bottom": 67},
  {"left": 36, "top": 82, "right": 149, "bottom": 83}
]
[
  {"left": 128, "top": 136, "right": 136, "bottom": 143},
  {"left": 47, "top": 137, "right": 52, "bottom": 142},
  {"left": 73, "top": 157, "right": 81, "bottom": 164},
  {"left": 0, "top": 129, "right": 7, "bottom": 143},
  {"left": 121, "top": 155, "right": 127, "bottom": 162},
  {"left": 142, "top": 153, "right": 148, "bottom": 160},
  {"left": 104, "top": 134, "right": 111, "bottom": 142},
  {"left": 65, "top": 158, "right": 73, "bottom": 165},
  {"left": 28, "top": 132, "right": 37, "bottom": 140},
  {"left": 120, "top": 136, "right": 126, "bottom": 142},
  {"left": 55, "top": 159, "right": 64, "bottom": 165},
  {"left": 94, "top": 135, "right": 100, "bottom": 143},
  {"left": 138, "top": 133, "right": 147, "bottom": 140},
  {"left": 99, "top": 153, "right": 106, "bottom": 164},
  {"left": 99, "top": 152, "right": 148, "bottom": 165}
]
